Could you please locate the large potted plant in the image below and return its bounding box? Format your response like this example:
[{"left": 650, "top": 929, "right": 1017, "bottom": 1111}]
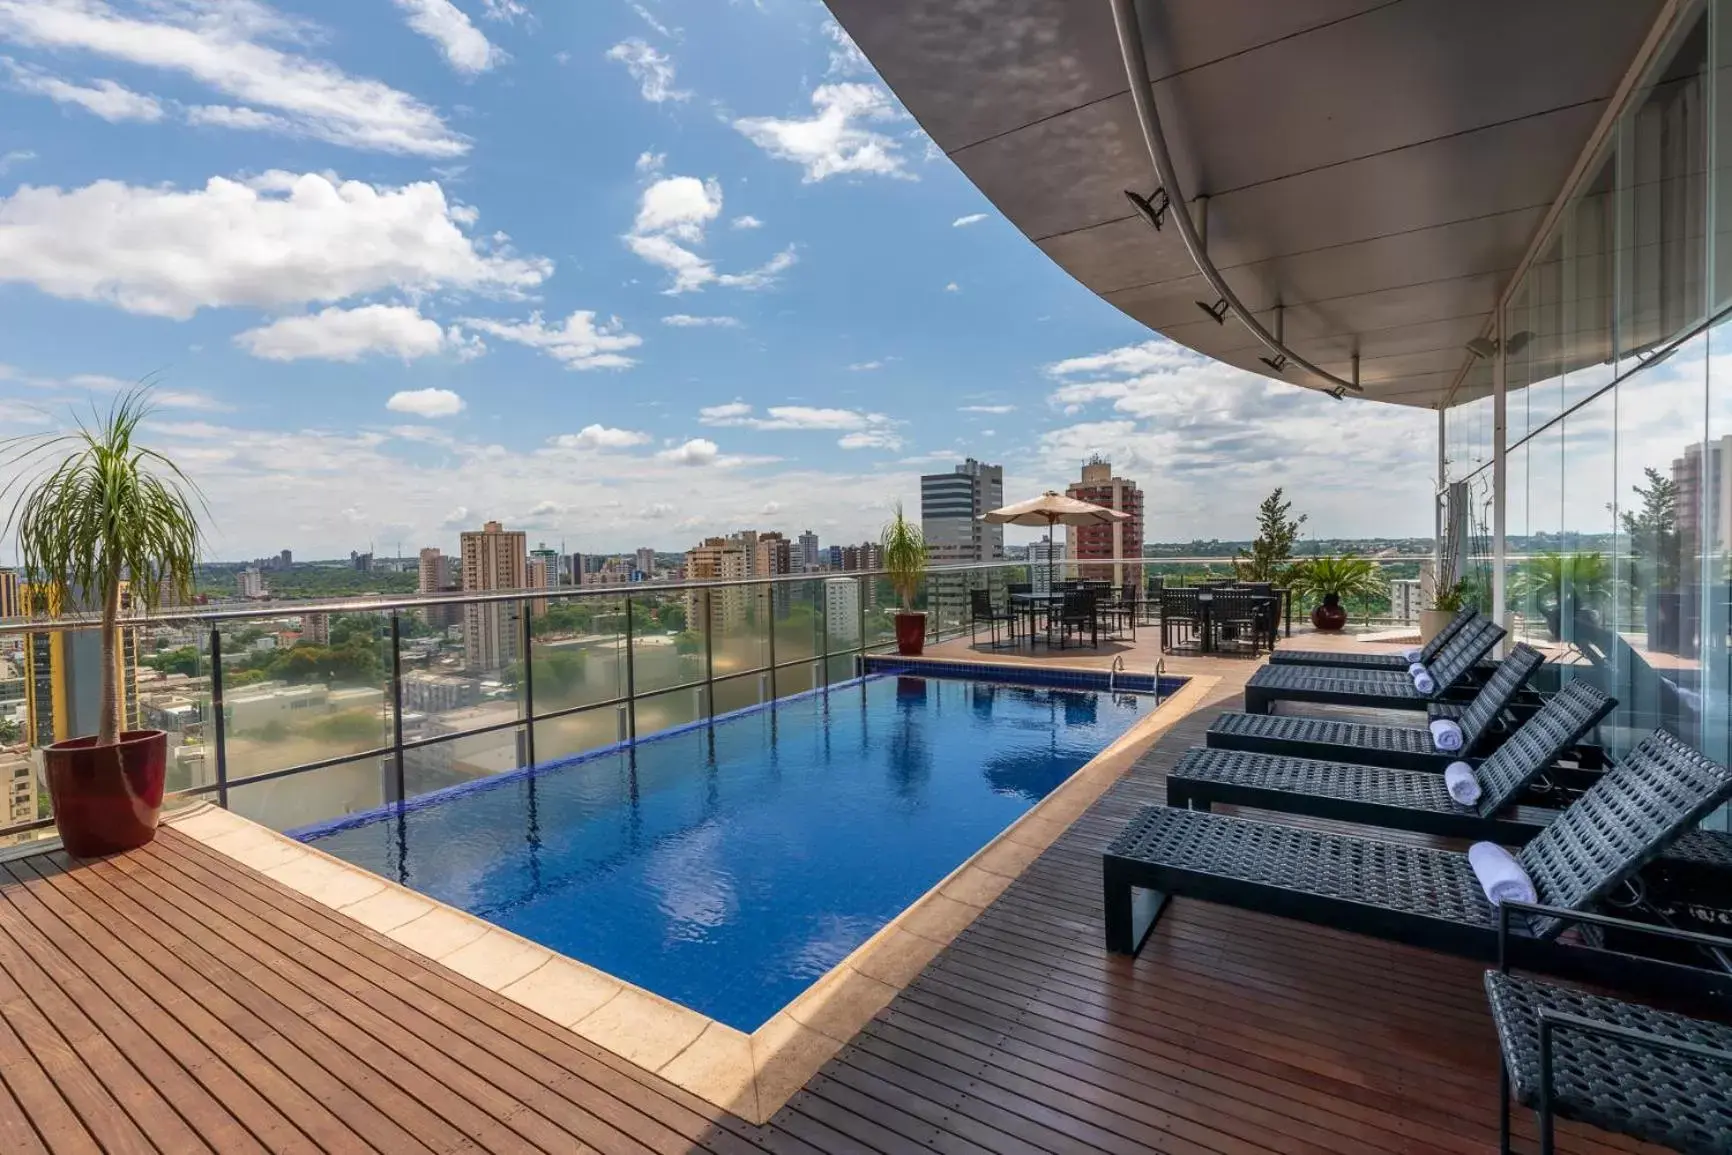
[
  {"left": 4, "top": 391, "right": 202, "bottom": 857},
  {"left": 1511, "top": 551, "right": 1612, "bottom": 642},
  {"left": 881, "top": 502, "right": 929, "bottom": 656},
  {"left": 1288, "top": 555, "right": 1383, "bottom": 632},
  {"left": 1418, "top": 580, "right": 1466, "bottom": 644}
]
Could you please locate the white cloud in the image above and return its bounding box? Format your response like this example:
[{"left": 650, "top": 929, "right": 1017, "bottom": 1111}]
[
  {"left": 733, "top": 83, "right": 910, "bottom": 182},
  {"left": 386, "top": 387, "right": 465, "bottom": 418},
  {"left": 633, "top": 175, "right": 719, "bottom": 240},
  {"left": 847, "top": 360, "right": 882, "bottom": 371},
  {"left": 3, "top": 60, "right": 163, "bottom": 121},
  {"left": 392, "top": 0, "right": 504, "bottom": 75},
  {"left": 634, "top": 150, "right": 665, "bottom": 175},
  {"left": 463, "top": 310, "right": 641, "bottom": 370},
  {"left": 838, "top": 429, "right": 903, "bottom": 451},
  {"left": 960, "top": 404, "right": 1014, "bottom": 414},
  {"left": 185, "top": 103, "right": 291, "bottom": 132},
  {"left": 235, "top": 304, "right": 477, "bottom": 363},
  {"left": 631, "top": 3, "right": 675, "bottom": 38},
  {"left": 0, "top": 148, "right": 32, "bottom": 173},
  {"left": 152, "top": 389, "right": 230, "bottom": 412},
  {"left": 0, "top": 0, "right": 467, "bottom": 156},
  {"left": 730, "top": 214, "right": 762, "bottom": 230},
  {"left": 658, "top": 437, "right": 718, "bottom": 466},
  {"left": 944, "top": 281, "right": 959, "bottom": 292},
  {"left": 480, "top": 0, "right": 528, "bottom": 22},
  {"left": 952, "top": 213, "right": 988, "bottom": 228},
  {"left": 551, "top": 424, "right": 651, "bottom": 450},
  {"left": 624, "top": 175, "right": 795, "bottom": 294},
  {"left": 821, "top": 18, "right": 871, "bottom": 78},
  {"left": 663, "top": 314, "right": 740, "bottom": 328},
  {"left": 606, "top": 38, "right": 688, "bottom": 103},
  {"left": 700, "top": 403, "right": 901, "bottom": 449},
  {"left": 0, "top": 171, "right": 549, "bottom": 319}
]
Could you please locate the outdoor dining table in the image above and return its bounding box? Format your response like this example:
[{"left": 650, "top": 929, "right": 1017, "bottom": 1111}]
[
  {"left": 1008, "top": 591, "right": 1068, "bottom": 646},
  {"left": 1190, "top": 589, "right": 1283, "bottom": 653}
]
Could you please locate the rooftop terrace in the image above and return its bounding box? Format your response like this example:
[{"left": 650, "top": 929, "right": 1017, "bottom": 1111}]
[{"left": 0, "top": 634, "right": 1654, "bottom": 1154}]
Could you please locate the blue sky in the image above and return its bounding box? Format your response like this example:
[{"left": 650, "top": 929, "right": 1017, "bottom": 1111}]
[{"left": 0, "top": 0, "right": 1435, "bottom": 560}]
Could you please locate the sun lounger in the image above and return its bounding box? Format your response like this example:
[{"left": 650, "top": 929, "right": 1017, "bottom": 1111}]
[
  {"left": 1269, "top": 606, "right": 1477, "bottom": 670},
  {"left": 1242, "top": 615, "right": 1507, "bottom": 714}
]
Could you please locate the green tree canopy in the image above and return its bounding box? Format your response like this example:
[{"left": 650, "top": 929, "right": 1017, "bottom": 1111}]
[{"left": 1234, "top": 488, "right": 1307, "bottom": 583}]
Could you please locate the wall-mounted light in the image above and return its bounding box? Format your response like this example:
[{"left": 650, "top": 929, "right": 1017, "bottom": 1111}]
[
  {"left": 1123, "top": 187, "right": 1169, "bottom": 231},
  {"left": 1197, "top": 297, "right": 1229, "bottom": 325},
  {"left": 1465, "top": 331, "right": 1532, "bottom": 359}
]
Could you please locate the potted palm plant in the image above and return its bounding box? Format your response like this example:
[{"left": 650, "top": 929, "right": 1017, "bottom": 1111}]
[
  {"left": 1288, "top": 555, "right": 1384, "bottom": 632},
  {"left": 881, "top": 502, "right": 929, "bottom": 656},
  {"left": 3, "top": 391, "right": 202, "bottom": 857},
  {"left": 1511, "top": 551, "right": 1612, "bottom": 641}
]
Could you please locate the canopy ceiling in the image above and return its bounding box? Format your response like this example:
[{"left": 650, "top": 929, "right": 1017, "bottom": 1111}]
[{"left": 827, "top": 0, "right": 1663, "bottom": 408}]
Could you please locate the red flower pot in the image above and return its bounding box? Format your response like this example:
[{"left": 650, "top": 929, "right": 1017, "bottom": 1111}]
[
  {"left": 894, "top": 611, "right": 927, "bottom": 656},
  {"left": 43, "top": 729, "right": 167, "bottom": 858},
  {"left": 1310, "top": 594, "right": 1348, "bottom": 632}
]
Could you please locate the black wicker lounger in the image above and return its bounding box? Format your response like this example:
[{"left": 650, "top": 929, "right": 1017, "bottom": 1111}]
[
  {"left": 1269, "top": 606, "right": 1476, "bottom": 670},
  {"left": 1103, "top": 731, "right": 1732, "bottom": 993},
  {"left": 1167, "top": 680, "right": 1617, "bottom": 843},
  {"left": 1210, "top": 643, "right": 1547, "bottom": 771},
  {"left": 1242, "top": 614, "right": 1507, "bottom": 714},
  {"left": 1487, "top": 902, "right": 1732, "bottom": 1155}
]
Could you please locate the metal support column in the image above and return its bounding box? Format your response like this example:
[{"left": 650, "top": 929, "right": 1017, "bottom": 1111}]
[
  {"left": 703, "top": 589, "right": 715, "bottom": 718},
  {"left": 764, "top": 584, "right": 776, "bottom": 702},
  {"left": 390, "top": 612, "right": 406, "bottom": 804},
  {"left": 1492, "top": 320, "right": 1509, "bottom": 646},
  {"left": 209, "top": 627, "right": 228, "bottom": 809},
  {"left": 623, "top": 595, "right": 637, "bottom": 741},
  {"left": 518, "top": 601, "right": 535, "bottom": 770}
]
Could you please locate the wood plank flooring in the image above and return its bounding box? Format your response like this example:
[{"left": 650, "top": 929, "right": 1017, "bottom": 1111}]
[{"left": 0, "top": 657, "right": 1666, "bottom": 1153}]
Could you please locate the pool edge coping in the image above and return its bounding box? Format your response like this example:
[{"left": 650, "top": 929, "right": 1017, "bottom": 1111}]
[{"left": 164, "top": 669, "right": 1221, "bottom": 1126}]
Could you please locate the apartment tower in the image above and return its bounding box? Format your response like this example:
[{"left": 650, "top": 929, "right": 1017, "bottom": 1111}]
[
  {"left": 461, "top": 520, "right": 527, "bottom": 671},
  {"left": 1065, "top": 457, "right": 1143, "bottom": 587}
]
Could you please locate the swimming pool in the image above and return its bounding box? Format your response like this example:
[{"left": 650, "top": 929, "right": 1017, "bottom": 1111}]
[{"left": 297, "top": 670, "right": 1170, "bottom": 1031}]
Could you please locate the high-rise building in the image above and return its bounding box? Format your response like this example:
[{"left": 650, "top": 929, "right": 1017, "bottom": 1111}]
[
  {"left": 2, "top": 744, "right": 34, "bottom": 827},
  {"left": 0, "top": 568, "right": 20, "bottom": 619},
  {"left": 826, "top": 545, "right": 843, "bottom": 571},
  {"left": 279, "top": 549, "right": 293, "bottom": 569},
  {"left": 526, "top": 556, "right": 550, "bottom": 617},
  {"left": 24, "top": 585, "right": 141, "bottom": 748},
  {"left": 1030, "top": 535, "right": 1066, "bottom": 595},
  {"left": 1065, "top": 457, "right": 1144, "bottom": 587},
  {"left": 461, "top": 520, "right": 527, "bottom": 671},
  {"left": 301, "top": 612, "right": 330, "bottom": 645},
  {"left": 798, "top": 530, "right": 821, "bottom": 571},
  {"left": 824, "top": 577, "right": 861, "bottom": 645},
  {"left": 756, "top": 532, "right": 795, "bottom": 616},
  {"left": 351, "top": 550, "right": 373, "bottom": 573},
  {"left": 634, "top": 547, "right": 657, "bottom": 578},
  {"left": 417, "top": 547, "right": 450, "bottom": 594},
  {"left": 921, "top": 458, "right": 1005, "bottom": 567},
  {"left": 237, "top": 568, "right": 267, "bottom": 598},
  {"left": 530, "top": 544, "right": 562, "bottom": 583},
  {"left": 684, "top": 536, "right": 748, "bottom": 632}
]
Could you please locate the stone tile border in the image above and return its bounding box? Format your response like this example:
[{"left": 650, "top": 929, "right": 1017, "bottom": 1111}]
[{"left": 166, "top": 671, "right": 1219, "bottom": 1124}]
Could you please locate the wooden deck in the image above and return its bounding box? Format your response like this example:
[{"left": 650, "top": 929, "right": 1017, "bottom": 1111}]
[{"left": 0, "top": 653, "right": 1661, "bottom": 1154}]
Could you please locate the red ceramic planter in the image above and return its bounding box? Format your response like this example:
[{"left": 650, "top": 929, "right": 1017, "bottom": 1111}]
[
  {"left": 1310, "top": 596, "right": 1348, "bottom": 632},
  {"left": 894, "top": 611, "right": 927, "bottom": 656},
  {"left": 43, "top": 729, "right": 167, "bottom": 858}
]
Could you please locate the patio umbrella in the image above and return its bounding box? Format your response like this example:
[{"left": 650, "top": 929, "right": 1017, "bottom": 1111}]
[{"left": 982, "top": 490, "right": 1130, "bottom": 593}]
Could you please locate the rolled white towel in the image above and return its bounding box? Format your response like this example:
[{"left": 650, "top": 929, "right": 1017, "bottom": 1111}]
[
  {"left": 1410, "top": 663, "right": 1437, "bottom": 695},
  {"left": 1468, "top": 842, "right": 1536, "bottom": 907},
  {"left": 1429, "top": 717, "right": 1463, "bottom": 751},
  {"left": 1444, "top": 761, "right": 1481, "bottom": 806},
  {"left": 1402, "top": 647, "right": 1422, "bottom": 663}
]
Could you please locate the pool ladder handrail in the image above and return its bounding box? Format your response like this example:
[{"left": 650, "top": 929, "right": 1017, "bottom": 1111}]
[{"left": 1109, "top": 655, "right": 1126, "bottom": 694}]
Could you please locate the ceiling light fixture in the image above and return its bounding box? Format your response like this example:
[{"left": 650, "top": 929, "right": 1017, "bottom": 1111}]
[{"left": 1123, "top": 187, "right": 1169, "bottom": 231}]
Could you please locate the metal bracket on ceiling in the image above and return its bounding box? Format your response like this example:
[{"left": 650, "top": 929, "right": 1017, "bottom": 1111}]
[
  {"left": 1196, "top": 297, "right": 1229, "bottom": 325},
  {"left": 1107, "top": 0, "right": 1363, "bottom": 396},
  {"left": 1259, "top": 305, "right": 1288, "bottom": 373},
  {"left": 1123, "top": 187, "right": 1170, "bottom": 230}
]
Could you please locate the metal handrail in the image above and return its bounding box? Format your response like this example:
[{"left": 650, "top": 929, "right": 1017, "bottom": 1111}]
[{"left": 1106, "top": 0, "right": 1362, "bottom": 397}]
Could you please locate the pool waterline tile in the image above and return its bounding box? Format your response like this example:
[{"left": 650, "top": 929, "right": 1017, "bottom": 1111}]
[{"left": 168, "top": 667, "right": 1217, "bottom": 1124}]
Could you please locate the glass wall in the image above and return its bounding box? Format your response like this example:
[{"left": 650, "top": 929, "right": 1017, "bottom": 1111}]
[{"left": 1446, "top": 0, "right": 1731, "bottom": 825}]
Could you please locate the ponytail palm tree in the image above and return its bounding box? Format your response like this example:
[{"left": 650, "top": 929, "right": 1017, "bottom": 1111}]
[
  {"left": 3, "top": 390, "right": 204, "bottom": 746},
  {"left": 881, "top": 502, "right": 928, "bottom": 610}
]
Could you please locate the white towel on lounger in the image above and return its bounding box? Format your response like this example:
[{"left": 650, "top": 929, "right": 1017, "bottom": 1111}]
[
  {"left": 1402, "top": 647, "right": 1422, "bottom": 663},
  {"left": 1468, "top": 842, "right": 1536, "bottom": 907},
  {"left": 1429, "top": 717, "right": 1463, "bottom": 751},
  {"left": 1410, "top": 663, "right": 1437, "bottom": 695},
  {"left": 1444, "top": 761, "right": 1480, "bottom": 806}
]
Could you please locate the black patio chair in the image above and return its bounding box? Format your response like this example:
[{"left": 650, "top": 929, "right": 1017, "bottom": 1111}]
[
  {"left": 1270, "top": 606, "right": 1478, "bottom": 670},
  {"left": 1160, "top": 587, "right": 1201, "bottom": 651},
  {"left": 1103, "top": 730, "right": 1732, "bottom": 992},
  {"left": 968, "top": 588, "right": 1018, "bottom": 650},
  {"left": 1208, "top": 589, "right": 1264, "bottom": 655},
  {"left": 1095, "top": 581, "right": 1137, "bottom": 641},
  {"left": 1486, "top": 903, "right": 1732, "bottom": 1155},
  {"left": 1207, "top": 644, "right": 1550, "bottom": 771},
  {"left": 1055, "top": 588, "right": 1098, "bottom": 649},
  {"left": 1242, "top": 615, "right": 1506, "bottom": 713},
  {"left": 1168, "top": 680, "right": 1619, "bottom": 843}
]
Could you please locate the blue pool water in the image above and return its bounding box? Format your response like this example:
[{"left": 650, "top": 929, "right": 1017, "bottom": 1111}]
[{"left": 299, "top": 673, "right": 1165, "bottom": 1031}]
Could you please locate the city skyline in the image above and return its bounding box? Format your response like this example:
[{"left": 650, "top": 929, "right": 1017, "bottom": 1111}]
[{"left": 0, "top": 0, "right": 1439, "bottom": 561}]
